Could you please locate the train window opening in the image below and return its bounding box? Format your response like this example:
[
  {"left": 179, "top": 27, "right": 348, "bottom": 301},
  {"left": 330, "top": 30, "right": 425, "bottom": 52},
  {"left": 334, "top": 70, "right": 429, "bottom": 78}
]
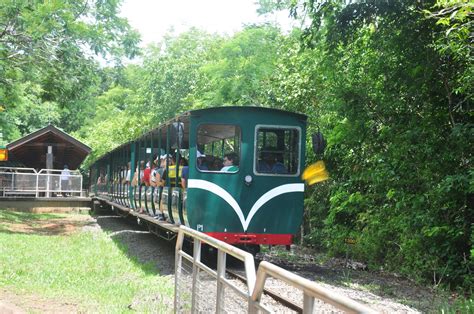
[
  {"left": 197, "top": 124, "right": 241, "bottom": 173},
  {"left": 255, "top": 126, "right": 300, "bottom": 175}
]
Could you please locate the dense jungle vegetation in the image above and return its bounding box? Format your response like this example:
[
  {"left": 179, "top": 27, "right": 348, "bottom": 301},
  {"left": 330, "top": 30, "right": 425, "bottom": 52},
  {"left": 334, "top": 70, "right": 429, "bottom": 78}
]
[{"left": 1, "top": 0, "right": 472, "bottom": 292}]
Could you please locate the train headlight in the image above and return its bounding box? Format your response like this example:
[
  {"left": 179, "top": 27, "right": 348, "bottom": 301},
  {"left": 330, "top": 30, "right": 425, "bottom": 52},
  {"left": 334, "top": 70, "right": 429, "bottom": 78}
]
[{"left": 244, "top": 175, "right": 252, "bottom": 186}]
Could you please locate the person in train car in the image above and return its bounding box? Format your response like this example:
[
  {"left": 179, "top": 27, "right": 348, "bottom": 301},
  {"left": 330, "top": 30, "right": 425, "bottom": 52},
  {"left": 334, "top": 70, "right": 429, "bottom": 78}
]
[
  {"left": 142, "top": 161, "right": 151, "bottom": 186},
  {"left": 212, "top": 157, "right": 223, "bottom": 170},
  {"left": 180, "top": 158, "right": 189, "bottom": 189},
  {"left": 131, "top": 164, "right": 139, "bottom": 187},
  {"left": 257, "top": 151, "right": 272, "bottom": 173},
  {"left": 153, "top": 154, "right": 170, "bottom": 187},
  {"left": 220, "top": 152, "right": 239, "bottom": 172},
  {"left": 258, "top": 149, "right": 287, "bottom": 174},
  {"left": 96, "top": 171, "right": 106, "bottom": 189},
  {"left": 153, "top": 154, "right": 171, "bottom": 221},
  {"left": 155, "top": 153, "right": 186, "bottom": 221},
  {"left": 139, "top": 160, "right": 145, "bottom": 183},
  {"left": 196, "top": 150, "right": 208, "bottom": 170},
  {"left": 270, "top": 152, "right": 288, "bottom": 174},
  {"left": 149, "top": 156, "right": 161, "bottom": 187},
  {"left": 122, "top": 162, "right": 131, "bottom": 184},
  {"left": 162, "top": 154, "right": 183, "bottom": 186}
]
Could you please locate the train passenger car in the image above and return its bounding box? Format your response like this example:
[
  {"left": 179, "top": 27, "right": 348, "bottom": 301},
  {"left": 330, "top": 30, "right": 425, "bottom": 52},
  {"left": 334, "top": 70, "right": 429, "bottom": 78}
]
[{"left": 90, "top": 106, "right": 309, "bottom": 248}]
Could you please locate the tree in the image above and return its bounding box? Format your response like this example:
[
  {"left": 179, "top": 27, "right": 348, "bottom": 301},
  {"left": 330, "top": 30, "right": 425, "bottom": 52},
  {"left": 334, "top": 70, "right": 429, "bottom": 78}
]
[
  {"left": 261, "top": 0, "right": 473, "bottom": 289},
  {"left": 0, "top": 0, "right": 140, "bottom": 140},
  {"left": 191, "top": 25, "right": 282, "bottom": 106},
  {"left": 141, "top": 29, "right": 219, "bottom": 121}
]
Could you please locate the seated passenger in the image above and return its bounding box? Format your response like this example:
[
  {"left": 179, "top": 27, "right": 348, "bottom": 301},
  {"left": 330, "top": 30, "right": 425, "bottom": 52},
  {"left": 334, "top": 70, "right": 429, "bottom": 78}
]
[
  {"left": 180, "top": 158, "right": 189, "bottom": 189},
  {"left": 153, "top": 154, "right": 172, "bottom": 221},
  {"left": 257, "top": 151, "right": 273, "bottom": 173},
  {"left": 163, "top": 154, "right": 183, "bottom": 185},
  {"left": 197, "top": 150, "right": 208, "bottom": 170},
  {"left": 142, "top": 161, "right": 151, "bottom": 186},
  {"left": 149, "top": 157, "right": 161, "bottom": 187},
  {"left": 221, "top": 152, "right": 239, "bottom": 172},
  {"left": 258, "top": 150, "right": 287, "bottom": 174},
  {"left": 271, "top": 160, "right": 287, "bottom": 174},
  {"left": 212, "top": 157, "right": 223, "bottom": 171}
]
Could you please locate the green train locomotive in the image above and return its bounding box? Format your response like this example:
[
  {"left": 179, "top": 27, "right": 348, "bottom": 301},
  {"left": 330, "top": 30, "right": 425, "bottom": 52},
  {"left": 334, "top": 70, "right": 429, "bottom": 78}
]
[{"left": 91, "top": 107, "right": 314, "bottom": 248}]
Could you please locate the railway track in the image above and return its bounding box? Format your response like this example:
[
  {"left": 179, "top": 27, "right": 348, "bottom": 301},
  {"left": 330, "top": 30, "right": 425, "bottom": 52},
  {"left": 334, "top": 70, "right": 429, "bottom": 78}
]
[{"left": 226, "top": 269, "right": 303, "bottom": 313}]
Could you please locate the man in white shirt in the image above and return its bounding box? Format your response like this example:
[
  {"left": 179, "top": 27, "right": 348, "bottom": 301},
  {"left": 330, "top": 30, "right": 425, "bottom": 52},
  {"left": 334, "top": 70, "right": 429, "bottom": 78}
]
[{"left": 60, "top": 165, "right": 71, "bottom": 196}]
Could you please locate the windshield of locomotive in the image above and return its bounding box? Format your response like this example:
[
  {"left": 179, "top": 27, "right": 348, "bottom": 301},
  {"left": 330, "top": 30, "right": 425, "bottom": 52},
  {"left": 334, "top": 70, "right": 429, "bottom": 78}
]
[
  {"left": 196, "top": 124, "right": 241, "bottom": 173},
  {"left": 255, "top": 127, "right": 300, "bottom": 176}
]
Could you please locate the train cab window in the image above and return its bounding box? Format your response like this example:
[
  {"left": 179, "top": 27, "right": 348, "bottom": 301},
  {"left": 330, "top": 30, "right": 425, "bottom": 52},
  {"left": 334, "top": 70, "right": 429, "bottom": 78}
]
[
  {"left": 255, "top": 126, "right": 300, "bottom": 175},
  {"left": 197, "top": 124, "right": 241, "bottom": 173}
]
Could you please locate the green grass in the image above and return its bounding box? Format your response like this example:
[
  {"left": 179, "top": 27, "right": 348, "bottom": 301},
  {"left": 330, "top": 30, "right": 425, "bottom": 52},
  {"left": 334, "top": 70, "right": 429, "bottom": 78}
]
[
  {"left": 441, "top": 297, "right": 474, "bottom": 314},
  {"left": 0, "top": 211, "right": 174, "bottom": 312}
]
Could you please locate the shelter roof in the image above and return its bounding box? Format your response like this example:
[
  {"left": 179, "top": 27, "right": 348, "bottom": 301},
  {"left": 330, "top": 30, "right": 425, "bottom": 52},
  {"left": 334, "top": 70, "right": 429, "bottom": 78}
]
[{"left": 6, "top": 125, "right": 91, "bottom": 170}]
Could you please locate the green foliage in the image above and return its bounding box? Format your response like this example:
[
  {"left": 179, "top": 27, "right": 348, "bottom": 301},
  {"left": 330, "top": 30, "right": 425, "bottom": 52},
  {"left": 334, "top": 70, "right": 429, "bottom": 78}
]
[
  {"left": 269, "top": 0, "right": 473, "bottom": 290},
  {"left": 0, "top": 0, "right": 140, "bottom": 140},
  {"left": 192, "top": 26, "right": 282, "bottom": 106},
  {"left": 142, "top": 28, "right": 218, "bottom": 119}
]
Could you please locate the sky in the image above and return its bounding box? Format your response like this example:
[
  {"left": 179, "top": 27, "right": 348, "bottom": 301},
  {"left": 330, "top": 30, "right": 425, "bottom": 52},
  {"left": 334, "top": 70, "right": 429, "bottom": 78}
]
[{"left": 119, "top": 0, "right": 294, "bottom": 47}]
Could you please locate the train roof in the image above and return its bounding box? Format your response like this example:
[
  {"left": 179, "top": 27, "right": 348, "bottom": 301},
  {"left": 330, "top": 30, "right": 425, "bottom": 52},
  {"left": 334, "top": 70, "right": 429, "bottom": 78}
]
[
  {"left": 97, "top": 106, "right": 307, "bottom": 160},
  {"left": 184, "top": 106, "right": 307, "bottom": 120}
]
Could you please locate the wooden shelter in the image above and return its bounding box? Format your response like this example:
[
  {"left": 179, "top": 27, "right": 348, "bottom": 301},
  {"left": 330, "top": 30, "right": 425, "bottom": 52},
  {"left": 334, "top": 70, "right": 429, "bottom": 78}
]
[{"left": 5, "top": 125, "right": 91, "bottom": 170}]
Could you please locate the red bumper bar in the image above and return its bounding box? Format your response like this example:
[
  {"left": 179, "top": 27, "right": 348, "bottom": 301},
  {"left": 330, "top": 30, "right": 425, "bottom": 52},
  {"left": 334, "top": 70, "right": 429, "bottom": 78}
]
[{"left": 205, "top": 232, "right": 293, "bottom": 245}]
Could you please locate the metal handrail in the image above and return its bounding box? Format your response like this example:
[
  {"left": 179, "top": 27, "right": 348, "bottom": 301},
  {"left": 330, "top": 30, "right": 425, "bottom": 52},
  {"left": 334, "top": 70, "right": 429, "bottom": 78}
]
[
  {"left": 38, "top": 168, "right": 81, "bottom": 175},
  {"left": 0, "top": 167, "right": 36, "bottom": 173},
  {"left": 0, "top": 167, "right": 84, "bottom": 197},
  {"left": 251, "top": 261, "right": 377, "bottom": 313},
  {"left": 175, "top": 225, "right": 376, "bottom": 313},
  {"left": 175, "top": 225, "right": 260, "bottom": 313}
]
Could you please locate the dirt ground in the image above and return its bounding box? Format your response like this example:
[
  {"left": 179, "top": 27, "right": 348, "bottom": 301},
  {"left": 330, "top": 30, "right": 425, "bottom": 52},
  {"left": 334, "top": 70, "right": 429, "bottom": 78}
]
[
  {"left": 0, "top": 289, "right": 79, "bottom": 314},
  {"left": 257, "top": 246, "right": 449, "bottom": 312},
  {"left": 0, "top": 214, "right": 96, "bottom": 235}
]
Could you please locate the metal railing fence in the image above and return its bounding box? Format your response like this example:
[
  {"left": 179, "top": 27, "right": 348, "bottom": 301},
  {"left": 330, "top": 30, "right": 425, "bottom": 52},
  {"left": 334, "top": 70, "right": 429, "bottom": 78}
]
[
  {"left": 175, "top": 225, "right": 263, "bottom": 313},
  {"left": 175, "top": 225, "right": 377, "bottom": 313},
  {"left": 0, "top": 167, "right": 83, "bottom": 197},
  {"left": 252, "top": 261, "right": 377, "bottom": 313}
]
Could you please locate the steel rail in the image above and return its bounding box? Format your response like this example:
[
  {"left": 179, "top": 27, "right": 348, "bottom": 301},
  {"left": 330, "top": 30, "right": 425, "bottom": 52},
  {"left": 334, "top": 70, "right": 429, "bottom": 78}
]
[{"left": 226, "top": 269, "right": 303, "bottom": 313}]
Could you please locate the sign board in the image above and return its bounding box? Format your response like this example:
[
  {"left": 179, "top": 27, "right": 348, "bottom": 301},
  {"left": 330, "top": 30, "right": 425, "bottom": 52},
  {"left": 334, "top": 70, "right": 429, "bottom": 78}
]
[
  {"left": 345, "top": 238, "right": 357, "bottom": 245},
  {"left": 0, "top": 148, "right": 8, "bottom": 161}
]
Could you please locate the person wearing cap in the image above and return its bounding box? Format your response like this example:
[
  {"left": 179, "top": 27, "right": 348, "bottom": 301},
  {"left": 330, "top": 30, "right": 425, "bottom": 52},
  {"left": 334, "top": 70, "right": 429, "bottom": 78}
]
[
  {"left": 155, "top": 154, "right": 171, "bottom": 186},
  {"left": 197, "top": 150, "right": 208, "bottom": 170},
  {"left": 149, "top": 156, "right": 162, "bottom": 187}
]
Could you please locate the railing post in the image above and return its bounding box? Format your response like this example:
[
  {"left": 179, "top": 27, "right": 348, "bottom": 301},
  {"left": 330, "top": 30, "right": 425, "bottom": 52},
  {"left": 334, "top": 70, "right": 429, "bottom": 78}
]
[
  {"left": 80, "top": 172, "right": 83, "bottom": 197},
  {"left": 35, "top": 172, "right": 39, "bottom": 197},
  {"left": 191, "top": 239, "right": 201, "bottom": 312},
  {"left": 174, "top": 229, "right": 185, "bottom": 313},
  {"left": 216, "top": 250, "right": 227, "bottom": 313},
  {"left": 304, "top": 293, "right": 315, "bottom": 313},
  {"left": 129, "top": 142, "right": 136, "bottom": 209}
]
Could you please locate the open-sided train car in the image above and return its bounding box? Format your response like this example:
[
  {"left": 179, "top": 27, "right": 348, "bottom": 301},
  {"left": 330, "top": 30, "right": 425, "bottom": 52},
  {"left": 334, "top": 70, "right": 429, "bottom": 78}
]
[{"left": 91, "top": 106, "right": 310, "bottom": 248}]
